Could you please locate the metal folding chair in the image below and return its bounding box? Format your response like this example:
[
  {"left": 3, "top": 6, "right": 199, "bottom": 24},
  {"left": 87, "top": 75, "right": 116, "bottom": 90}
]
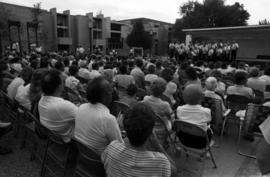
[
  {"left": 221, "top": 95, "right": 251, "bottom": 141},
  {"left": 237, "top": 104, "right": 270, "bottom": 159},
  {"left": 72, "top": 138, "right": 105, "bottom": 177},
  {"left": 174, "top": 120, "right": 217, "bottom": 177}
]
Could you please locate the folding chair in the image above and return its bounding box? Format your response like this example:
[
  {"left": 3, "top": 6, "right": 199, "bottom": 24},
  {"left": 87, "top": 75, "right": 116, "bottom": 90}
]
[
  {"left": 155, "top": 114, "right": 176, "bottom": 153},
  {"left": 110, "top": 101, "right": 130, "bottom": 133},
  {"left": 174, "top": 120, "right": 217, "bottom": 177},
  {"left": 72, "top": 138, "right": 105, "bottom": 177},
  {"left": 237, "top": 104, "right": 270, "bottom": 159},
  {"left": 20, "top": 109, "right": 47, "bottom": 162},
  {"left": 41, "top": 128, "right": 76, "bottom": 177},
  {"left": 221, "top": 95, "right": 251, "bottom": 141},
  {"left": 253, "top": 89, "right": 264, "bottom": 103}
]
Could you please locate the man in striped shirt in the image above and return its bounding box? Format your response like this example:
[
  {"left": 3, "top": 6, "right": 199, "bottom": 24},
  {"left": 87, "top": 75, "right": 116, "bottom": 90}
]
[{"left": 102, "top": 103, "right": 171, "bottom": 177}]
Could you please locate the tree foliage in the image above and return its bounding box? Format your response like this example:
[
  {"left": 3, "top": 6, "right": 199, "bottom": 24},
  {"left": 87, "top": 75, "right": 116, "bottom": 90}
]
[
  {"left": 173, "top": 0, "right": 250, "bottom": 39},
  {"left": 259, "top": 19, "right": 270, "bottom": 25},
  {"left": 126, "top": 20, "right": 153, "bottom": 50}
]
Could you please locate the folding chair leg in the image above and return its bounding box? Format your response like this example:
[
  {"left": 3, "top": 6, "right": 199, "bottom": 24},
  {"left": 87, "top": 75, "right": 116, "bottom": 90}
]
[
  {"left": 40, "top": 139, "right": 49, "bottom": 177},
  {"left": 220, "top": 117, "right": 228, "bottom": 141},
  {"left": 208, "top": 149, "right": 217, "bottom": 168},
  {"left": 199, "top": 156, "right": 206, "bottom": 177}
]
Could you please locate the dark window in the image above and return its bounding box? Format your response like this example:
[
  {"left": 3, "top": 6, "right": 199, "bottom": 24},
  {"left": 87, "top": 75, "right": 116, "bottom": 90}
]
[{"left": 111, "top": 23, "right": 121, "bottom": 31}]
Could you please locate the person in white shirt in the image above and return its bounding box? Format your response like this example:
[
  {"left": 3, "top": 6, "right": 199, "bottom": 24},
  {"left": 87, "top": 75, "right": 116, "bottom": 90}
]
[
  {"left": 260, "top": 67, "right": 270, "bottom": 99},
  {"left": 15, "top": 83, "right": 31, "bottom": 110},
  {"left": 39, "top": 69, "right": 78, "bottom": 142},
  {"left": 7, "top": 66, "right": 33, "bottom": 100},
  {"left": 75, "top": 77, "right": 123, "bottom": 155},
  {"left": 65, "top": 65, "right": 80, "bottom": 91},
  {"left": 89, "top": 62, "right": 101, "bottom": 81},
  {"left": 78, "top": 60, "right": 91, "bottom": 80},
  {"left": 177, "top": 84, "right": 211, "bottom": 132}
]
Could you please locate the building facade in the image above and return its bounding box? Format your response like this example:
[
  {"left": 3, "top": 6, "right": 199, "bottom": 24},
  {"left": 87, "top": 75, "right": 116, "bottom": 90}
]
[
  {"left": 0, "top": 2, "right": 128, "bottom": 54},
  {"left": 0, "top": 2, "right": 172, "bottom": 56},
  {"left": 119, "top": 18, "right": 173, "bottom": 56}
]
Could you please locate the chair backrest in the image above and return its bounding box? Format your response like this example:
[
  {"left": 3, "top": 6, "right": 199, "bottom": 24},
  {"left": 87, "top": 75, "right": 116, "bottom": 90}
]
[
  {"left": 73, "top": 139, "right": 106, "bottom": 177},
  {"left": 226, "top": 94, "right": 251, "bottom": 112},
  {"left": 266, "top": 85, "right": 270, "bottom": 92},
  {"left": 202, "top": 96, "right": 223, "bottom": 126},
  {"left": 111, "top": 101, "right": 130, "bottom": 117},
  {"left": 245, "top": 104, "right": 270, "bottom": 136},
  {"left": 174, "top": 120, "right": 209, "bottom": 149},
  {"left": 253, "top": 89, "right": 264, "bottom": 99},
  {"left": 111, "top": 101, "right": 130, "bottom": 129}
]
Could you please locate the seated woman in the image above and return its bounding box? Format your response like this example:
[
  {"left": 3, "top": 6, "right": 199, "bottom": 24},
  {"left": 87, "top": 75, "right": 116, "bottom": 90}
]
[
  {"left": 204, "top": 77, "right": 226, "bottom": 112},
  {"left": 114, "top": 64, "right": 135, "bottom": 99},
  {"left": 142, "top": 78, "right": 174, "bottom": 146},
  {"left": 102, "top": 103, "right": 171, "bottom": 177},
  {"left": 120, "top": 84, "right": 138, "bottom": 108},
  {"left": 176, "top": 84, "right": 212, "bottom": 148},
  {"left": 226, "top": 71, "right": 254, "bottom": 99}
]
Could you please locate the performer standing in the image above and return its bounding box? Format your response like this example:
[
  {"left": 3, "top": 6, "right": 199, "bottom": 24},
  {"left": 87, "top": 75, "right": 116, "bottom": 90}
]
[{"left": 231, "top": 41, "right": 239, "bottom": 61}]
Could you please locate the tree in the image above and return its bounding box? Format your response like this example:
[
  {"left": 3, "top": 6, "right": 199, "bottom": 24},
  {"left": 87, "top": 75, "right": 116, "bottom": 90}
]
[
  {"left": 126, "top": 20, "right": 153, "bottom": 50},
  {"left": 259, "top": 19, "right": 270, "bottom": 25},
  {"left": 0, "top": 5, "right": 14, "bottom": 55},
  {"left": 173, "top": 0, "right": 250, "bottom": 39},
  {"left": 31, "top": 2, "right": 47, "bottom": 48}
]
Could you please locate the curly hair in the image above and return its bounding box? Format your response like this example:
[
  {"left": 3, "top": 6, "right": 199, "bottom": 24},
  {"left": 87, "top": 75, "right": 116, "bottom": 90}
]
[{"left": 123, "top": 103, "right": 155, "bottom": 147}]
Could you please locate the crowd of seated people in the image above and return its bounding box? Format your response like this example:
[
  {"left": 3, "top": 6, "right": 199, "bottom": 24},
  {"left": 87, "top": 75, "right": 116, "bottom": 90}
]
[{"left": 1, "top": 50, "right": 270, "bottom": 176}]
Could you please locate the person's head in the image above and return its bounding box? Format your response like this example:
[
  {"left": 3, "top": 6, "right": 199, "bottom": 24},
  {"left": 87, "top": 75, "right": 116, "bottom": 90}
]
[
  {"left": 54, "top": 61, "right": 65, "bottom": 72},
  {"left": 238, "top": 62, "right": 246, "bottom": 69},
  {"left": 230, "top": 61, "right": 237, "bottom": 68},
  {"left": 265, "top": 67, "right": 270, "bottom": 76},
  {"left": 135, "top": 59, "right": 143, "bottom": 68},
  {"left": 126, "top": 84, "right": 138, "bottom": 97},
  {"left": 234, "top": 71, "right": 248, "bottom": 85},
  {"left": 86, "top": 77, "right": 113, "bottom": 107},
  {"left": 210, "top": 70, "right": 222, "bottom": 81},
  {"left": 123, "top": 103, "right": 155, "bottom": 147},
  {"left": 20, "top": 66, "right": 33, "bottom": 85},
  {"left": 92, "top": 62, "right": 99, "bottom": 70},
  {"left": 150, "top": 77, "right": 167, "bottom": 97},
  {"left": 40, "top": 57, "right": 49, "bottom": 68},
  {"left": 183, "top": 84, "right": 203, "bottom": 105},
  {"left": 160, "top": 68, "right": 173, "bottom": 82},
  {"left": 148, "top": 65, "right": 156, "bottom": 74},
  {"left": 185, "top": 67, "right": 198, "bottom": 81},
  {"left": 249, "top": 67, "right": 259, "bottom": 78},
  {"left": 164, "top": 81, "right": 177, "bottom": 95},
  {"left": 30, "top": 69, "right": 47, "bottom": 103},
  {"left": 103, "top": 69, "right": 114, "bottom": 83},
  {"left": 63, "top": 57, "right": 70, "bottom": 67},
  {"left": 69, "top": 65, "right": 79, "bottom": 76},
  {"left": 41, "top": 69, "right": 63, "bottom": 96},
  {"left": 205, "top": 77, "right": 218, "bottom": 91},
  {"left": 156, "top": 60, "right": 162, "bottom": 69},
  {"left": 119, "top": 64, "right": 128, "bottom": 74}
]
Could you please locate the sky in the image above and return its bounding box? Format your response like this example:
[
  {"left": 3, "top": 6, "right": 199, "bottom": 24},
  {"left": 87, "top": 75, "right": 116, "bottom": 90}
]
[{"left": 2, "top": 0, "right": 269, "bottom": 25}]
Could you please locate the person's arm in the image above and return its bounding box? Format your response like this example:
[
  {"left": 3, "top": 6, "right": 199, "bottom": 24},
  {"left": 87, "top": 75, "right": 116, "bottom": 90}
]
[{"left": 105, "top": 116, "right": 123, "bottom": 143}]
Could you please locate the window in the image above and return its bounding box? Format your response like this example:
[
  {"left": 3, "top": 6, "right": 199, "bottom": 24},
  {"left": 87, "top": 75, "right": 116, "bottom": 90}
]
[{"left": 111, "top": 23, "right": 121, "bottom": 31}]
